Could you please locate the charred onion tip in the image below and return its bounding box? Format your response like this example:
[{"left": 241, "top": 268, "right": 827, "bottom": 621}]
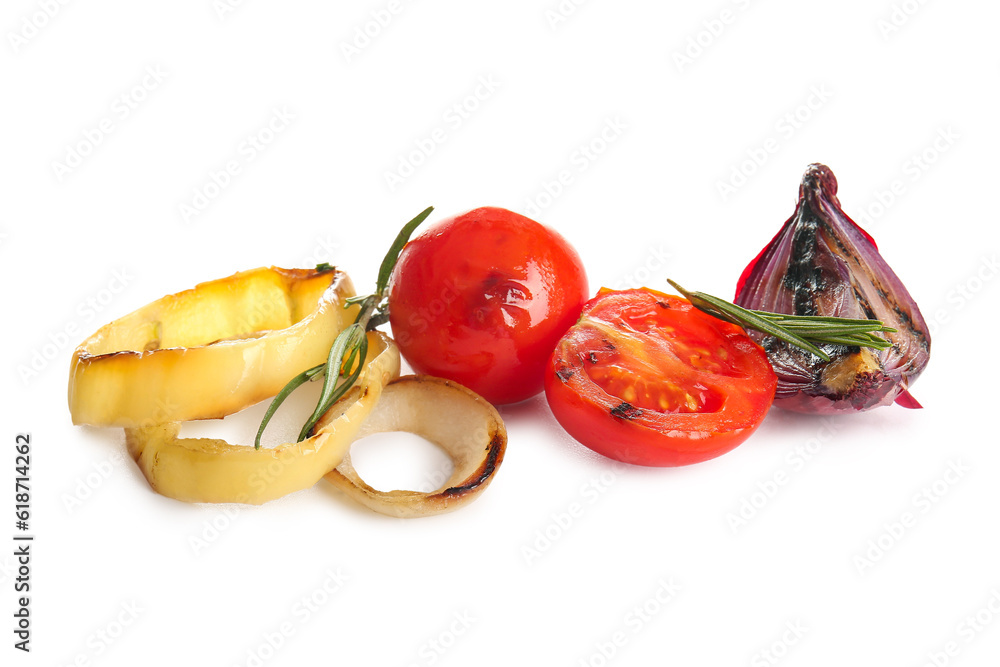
[{"left": 802, "top": 163, "right": 837, "bottom": 193}]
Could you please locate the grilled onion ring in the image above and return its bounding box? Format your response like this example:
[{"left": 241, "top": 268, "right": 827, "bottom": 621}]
[
  {"left": 69, "top": 266, "right": 356, "bottom": 427},
  {"left": 123, "top": 331, "right": 400, "bottom": 505},
  {"left": 323, "top": 376, "right": 507, "bottom": 518}
]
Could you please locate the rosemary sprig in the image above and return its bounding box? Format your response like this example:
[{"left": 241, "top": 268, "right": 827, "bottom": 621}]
[
  {"left": 254, "top": 206, "right": 434, "bottom": 449},
  {"left": 667, "top": 279, "right": 896, "bottom": 362}
]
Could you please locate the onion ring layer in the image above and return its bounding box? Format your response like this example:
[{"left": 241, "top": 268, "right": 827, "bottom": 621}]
[{"left": 323, "top": 376, "right": 507, "bottom": 518}]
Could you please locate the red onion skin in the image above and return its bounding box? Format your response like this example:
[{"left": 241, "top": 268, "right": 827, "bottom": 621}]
[{"left": 734, "top": 164, "right": 930, "bottom": 414}]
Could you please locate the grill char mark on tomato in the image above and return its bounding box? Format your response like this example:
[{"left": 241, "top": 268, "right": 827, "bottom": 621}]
[
  {"left": 544, "top": 289, "right": 777, "bottom": 467},
  {"left": 555, "top": 366, "right": 575, "bottom": 383},
  {"left": 610, "top": 402, "right": 643, "bottom": 420},
  {"left": 579, "top": 309, "right": 736, "bottom": 414}
]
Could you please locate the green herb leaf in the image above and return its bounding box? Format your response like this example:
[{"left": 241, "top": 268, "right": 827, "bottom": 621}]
[
  {"left": 667, "top": 279, "right": 895, "bottom": 361},
  {"left": 257, "top": 207, "right": 434, "bottom": 447},
  {"left": 375, "top": 206, "right": 434, "bottom": 297},
  {"left": 253, "top": 363, "right": 324, "bottom": 450},
  {"left": 297, "top": 323, "right": 367, "bottom": 441}
]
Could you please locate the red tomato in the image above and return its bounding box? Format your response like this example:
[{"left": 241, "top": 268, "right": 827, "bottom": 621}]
[
  {"left": 388, "top": 206, "right": 589, "bottom": 405},
  {"left": 544, "top": 288, "right": 777, "bottom": 466}
]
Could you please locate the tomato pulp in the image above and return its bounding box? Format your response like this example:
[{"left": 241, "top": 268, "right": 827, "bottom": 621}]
[
  {"left": 388, "top": 206, "right": 589, "bottom": 405},
  {"left": 545, "top": 288, "right": 777, "bottom": 466}
]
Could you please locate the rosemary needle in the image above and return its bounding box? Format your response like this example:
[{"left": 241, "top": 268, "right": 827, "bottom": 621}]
[
  {"left": 254, "top": 206, "right": 434, "bottom": 449},
  {"left": 667, "top": 279, "right": 895, "bottom": 362}
]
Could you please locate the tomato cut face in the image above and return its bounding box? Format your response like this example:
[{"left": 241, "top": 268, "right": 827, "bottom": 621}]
[{"left": 544, "top": 288, "right": 777, "bottom": 466}]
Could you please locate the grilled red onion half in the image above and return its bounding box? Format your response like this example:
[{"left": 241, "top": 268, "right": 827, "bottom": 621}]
[{"left": 734, "top": 164, "right": 930, "bottom": 413}]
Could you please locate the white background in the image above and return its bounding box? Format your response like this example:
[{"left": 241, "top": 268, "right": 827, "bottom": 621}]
[{"left": 3, "top": 1, "right": 998, "bottom": 665}]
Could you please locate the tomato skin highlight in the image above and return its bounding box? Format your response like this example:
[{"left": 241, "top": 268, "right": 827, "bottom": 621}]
[
  {"left": 388, "top": 206, "right": 589, "bottom": 405},
  {"left": 544, "top": 289, "right": 777, "bottom": 467}
]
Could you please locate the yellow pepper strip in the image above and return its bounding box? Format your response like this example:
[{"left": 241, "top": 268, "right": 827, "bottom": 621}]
[
  {"left": 123, "top": 332, "right": 400, "bottom": 505},
  {"left": 69, "top": 267, "right": 356, "bottom": 427}
]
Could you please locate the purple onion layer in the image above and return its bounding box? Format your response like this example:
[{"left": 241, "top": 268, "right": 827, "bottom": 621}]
[{"left": 734, "top": 164, "right": 930, "bottom": 413}]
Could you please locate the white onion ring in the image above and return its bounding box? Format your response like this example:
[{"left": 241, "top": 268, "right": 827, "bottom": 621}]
[{"left": 323, "top": 375, "right": 507, "bottom": 517}]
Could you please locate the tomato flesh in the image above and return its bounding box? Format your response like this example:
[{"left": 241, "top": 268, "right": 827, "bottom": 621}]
[
  {"left": 545, "top": 288, "right": 777, "bottom": 466},
  {"left": 388, "top": 207, "right": 589, "bottom": 405}
]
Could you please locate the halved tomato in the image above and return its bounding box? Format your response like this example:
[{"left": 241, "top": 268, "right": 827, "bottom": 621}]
[{"left": 544, "top": 288, "right": 777, "bottom": 466}]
